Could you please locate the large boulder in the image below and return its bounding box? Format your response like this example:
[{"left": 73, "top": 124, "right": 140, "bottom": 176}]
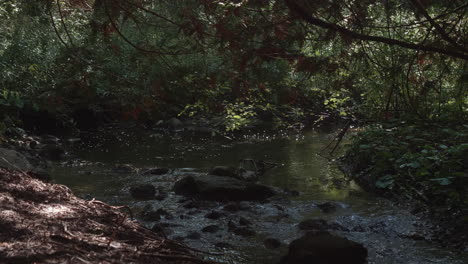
[
  {"left": 280, "top": 232, "right": 367, "bottom": 264},
  {"left": 209, "top": 166, "right": 237, "bottom": 178},
  {"left": 130, "top": 184, "right": 156, "bottom": 200},
  {"left": 0, "top": 148, "right": 33, "bottom": 171},
  {"left": 173, "top": 175, "right": 275, "bottom": 201}
]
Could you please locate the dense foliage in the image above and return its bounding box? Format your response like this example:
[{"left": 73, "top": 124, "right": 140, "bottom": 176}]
[
  {"left": 0, "top": 0, "right": 467, "bottom": 239},
  {"left": 342, "top": 122, "right": 468, "bottom": 210},
  {"left": 1, "top": 0, "right": 466, "bottom": 134}
]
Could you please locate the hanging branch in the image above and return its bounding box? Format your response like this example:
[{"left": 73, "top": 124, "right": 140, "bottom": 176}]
[
  {"left": 284, "top": 0, "right": 468, "bottom": 61},
  {"left": 102, "top": 0, "right": 193, "bottom": 56},
  {"left": 409, "top": 0, "right": 467, "bottom": 53},
  {"left": 47, "top": 2, "right": 69, "bottom": 48},
  {"left": 56, "top": 0, "right": 74, "bottom": 47}
]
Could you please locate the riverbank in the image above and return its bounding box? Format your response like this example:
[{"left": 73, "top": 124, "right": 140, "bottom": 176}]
[
  {"left": 339, "top": 121, "right": 468, "bottom": 251},
  {"left": 0, "top": 167, "right": 212, "bottom": 264}
]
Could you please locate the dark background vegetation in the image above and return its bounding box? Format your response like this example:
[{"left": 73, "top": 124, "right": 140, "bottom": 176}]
[{"left": 0, "top": 0, "right": 467, "bottom": 228}]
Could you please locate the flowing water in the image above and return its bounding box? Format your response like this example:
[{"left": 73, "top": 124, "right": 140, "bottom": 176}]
[{"left": 51, "top": 128, "right": 467, "bottom": 264}]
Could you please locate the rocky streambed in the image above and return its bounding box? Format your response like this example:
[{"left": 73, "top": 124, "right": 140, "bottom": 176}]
[{"left": 25, "top": 128, "right": 468, "bottom": 263}]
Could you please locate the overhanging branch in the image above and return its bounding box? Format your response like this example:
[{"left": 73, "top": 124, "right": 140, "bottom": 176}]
[{"left": 284, "top": 0, "right": 468, "bottom": 61}]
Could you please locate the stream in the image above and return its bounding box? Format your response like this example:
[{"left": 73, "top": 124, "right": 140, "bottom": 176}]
[{"left": 50, "top": 128, "right": 467, "bottom": 264}]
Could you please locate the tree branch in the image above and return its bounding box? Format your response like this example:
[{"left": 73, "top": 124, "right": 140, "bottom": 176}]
[
  {"left": 284, "top": 0, "right": 468, "bottom": 61},
  {"left": 409, "top": 0, "right": 467, "bottom": 53}
]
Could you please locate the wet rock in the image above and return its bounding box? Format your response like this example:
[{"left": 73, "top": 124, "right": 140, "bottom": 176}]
[
  {"left": 173, "top": 176, "right": 198, "bottom": 196},
  {"left": 227, "top": 220, "right": 237, "bottom": 232},
  {"left": 233, "top": 227, "right": 256, "bottom": 237},
  {"left": 139, "top": 206, "right": 161, "bottom": 221},
  {"left": 202, "top": 225, "right": 220, "bottom": 233},
  {"left": 264, "top": 238, "right": 282, "bottom": 249},
  {"left": 142, "top": 167, "right": 170, "bottom": 175},
  {"left": 183, "top": 200, "right": 200, "bottom": 209},
  {"left": 0, "top": 148, "right": 33, "bottom": 171},
  {"left": 155, "top": 208, "right": 171, "bottom": 218},
  {"left": 41, "top": 135, "right": 60, "bottom": 145},
  {"left": 151, "top": 224, "right": 166, "bottom": 236},
  {"left": 112, "top": 164, "right": 135, "bottom": 173},
  {"left": 209, "top": 166, "right": 237, "bottom": 178},
  {"left": 280, "top": 232, "right": 367, "bottom": 264},
  {"left": 223, "top": 202, "right": 242, "bottom": 212},
  {"left": 351, "top": 226, "right": 366, "bottom": 232},
  {"left": 40, "top": 144, "right": 66, "bottom": 161},
  {"left": 205, "top": 210, "right": 224, "bottom": 220},
  {"left": 173, "top": 175, "right": 276, "bottom": 201},
  {"left": 130, "top": 184, "right": 156, "bottom": 200},
  {"left": 173, "top": 236, "right": 185, "bottom": 242},
  {"left": 317, "top": 202, "right": 338, "bottom": 213},
  {"left": 237, "top": 168, "right": 258, "bottom": 182},
  {"left": 214, "top": 242, "right": 232, "bottom": 248},
  {"left": 239, "top": 216, "right": 252, "bottom": 226},
  {"left": 298, "top": 219, "right": 347, "bottom": 232},
  {"left": 155, "top": 189, "right": 168, "bottom": 201},
  {"left": 167, "top": 118, "right": 183, "bottom": 131},
  {"left": 186, "top": 231, "right": 201, "bottom": 240}
]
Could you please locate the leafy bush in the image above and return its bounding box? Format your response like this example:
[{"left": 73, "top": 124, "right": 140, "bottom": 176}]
[{"left": 342, "top": 121, "right": 468, "bottom": 210}]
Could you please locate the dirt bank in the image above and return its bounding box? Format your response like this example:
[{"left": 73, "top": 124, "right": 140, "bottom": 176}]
[{"left": 0, "top": 168, "right": 213, "bottom": 264}]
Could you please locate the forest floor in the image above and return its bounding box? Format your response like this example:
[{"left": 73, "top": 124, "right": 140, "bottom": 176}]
[{"left": 0, "top": 168, "right": 213, "bottom": 264}]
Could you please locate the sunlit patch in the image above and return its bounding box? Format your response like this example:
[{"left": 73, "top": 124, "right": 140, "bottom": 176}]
[{"left": 40, "top": 204, "right": 72, "bottom": 217}]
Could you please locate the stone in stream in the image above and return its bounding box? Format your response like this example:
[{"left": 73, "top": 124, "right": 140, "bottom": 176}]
[
  {"left": 205, "top": 210, "right": 224, "bottom": 220},
  {"left": 209, "top": 166, "right": 238, "bottom": 178},
  {"left": 167, "top": 117, "right": 183, "bottom": 131},
  {"left": 154, "top": 189, "right": 168, "bottom": 201},
  {"left": 142, "top": 167, "right": 170, "bottom": 175},
  {"left": 39, "top": 144, "right": 66, "bottom": 161},
  {"left": 173, "top": 175, "right": 275, "bottom": 201},
  {"left": 227, "top": 220, "right": 256, "bottom": 237},
  {"left": 214, "top": 242, "right": 232, "bottom": 248},
  {"left": 280, "top": 232, "right": 367, "bottom": 264},
  {"left": 201, "top": 225, "right": 220, "bottom": 233},
  {"left": 264, "top": 238, "right": 282, "bottom": 249},
  {"left": 112, "top": 163, "right": 136, "bottom": 173},
  {"left": 317, "top": 202, "right": 338, "bottom": 213},
  {"left": 186, "top": 231, "right": 201, "bottom": 240},
  {"left": 233, "top": 227, "right": 256, "bottom": 237},
  {"left": 130, "top": 184, "right": 156, "bottom": 200},
  {"left": 139, "top": 205, "right": 161, "bottom": 221},
  {"left": 239, "top": 216, "right": 252, "bottom": 226}
]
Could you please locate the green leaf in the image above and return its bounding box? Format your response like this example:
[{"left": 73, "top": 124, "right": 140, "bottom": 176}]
[
  {"left": 400, "top": 162, "right": 420, "bottom": 168},
  {"left": 376, "top": 175, "right": 394, "bottom": 189},
  {"left": 429, "top": 177, "right": 452, "bottom": 186}
]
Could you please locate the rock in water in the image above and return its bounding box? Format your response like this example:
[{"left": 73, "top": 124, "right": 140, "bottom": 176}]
[
  {"left": 173, "top": 175, "right": 275, "bottom": 201},
  {"left": 209, "top": 166, "right": 238, "bottom": 178},
  {"left": 40, "top": 144, "right": 66, "bottom": 161},
  {"left": 142, "top": 167, "right": 170, "bottom": 175},
  {"left": 280, "top": 232, "right": 367, "bottom": 264},
  {"left": 167, "top": 117, "right": 183, "bottom": 131},
  {"left": 130, "top": 184, "right": 156, "bottom": 200}
]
